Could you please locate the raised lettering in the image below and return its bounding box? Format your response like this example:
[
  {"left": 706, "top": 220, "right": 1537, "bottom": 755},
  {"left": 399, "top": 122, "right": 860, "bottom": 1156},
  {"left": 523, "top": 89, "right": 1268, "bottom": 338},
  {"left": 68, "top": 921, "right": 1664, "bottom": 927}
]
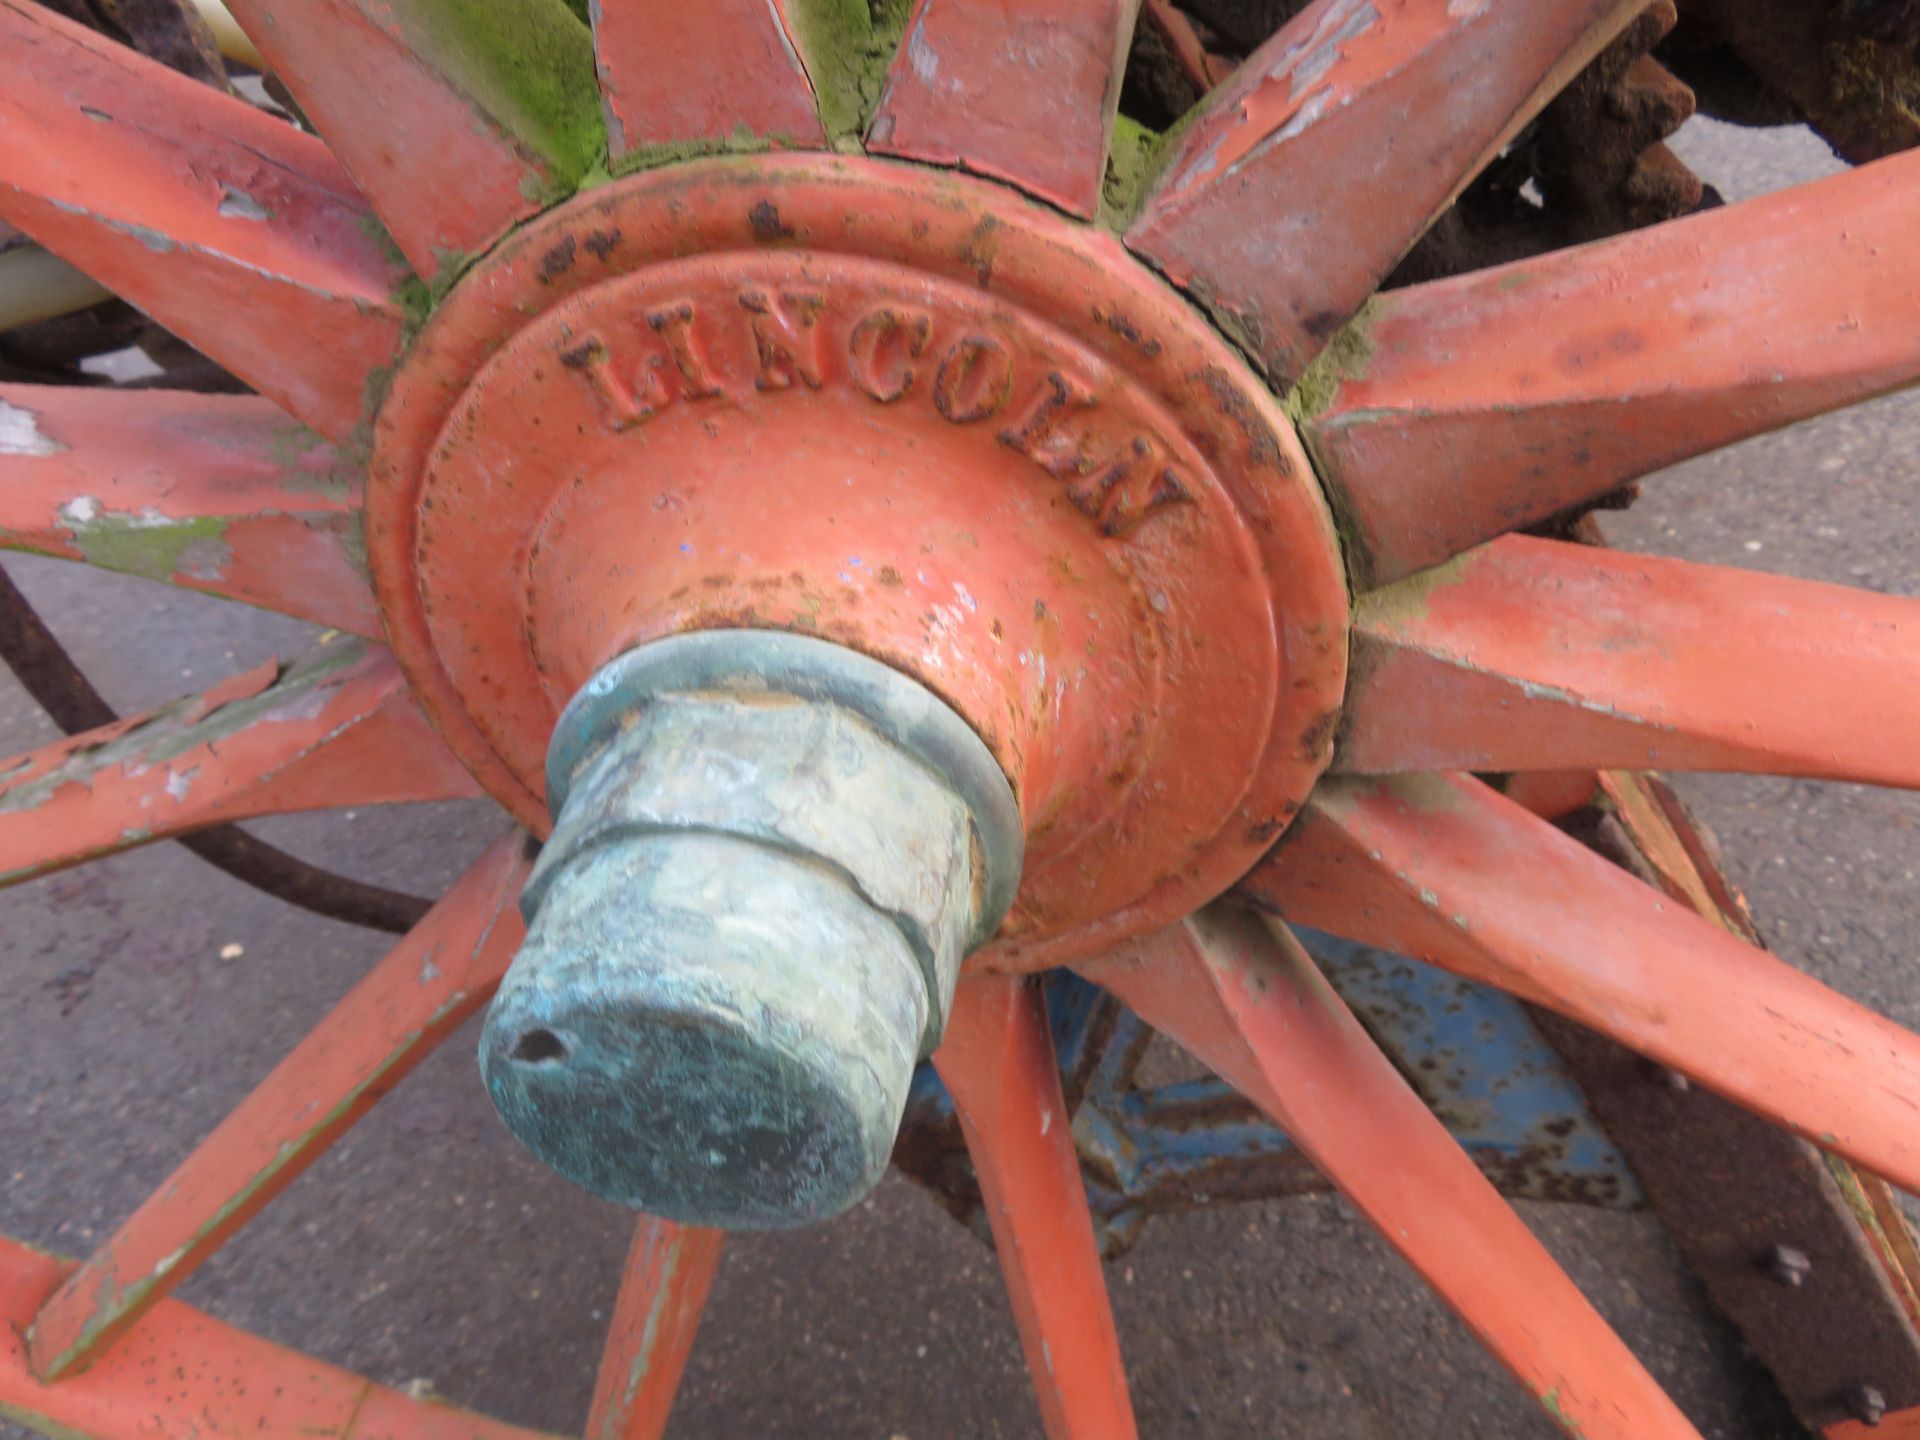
[
  {"left": 738, "top": 289, "right": 827, "bottom": 390},
  {"left": 932, "top": 334, "right": 1014, "bottom": 422},
  {"left": 847, "top": 307, "right": 932, "bottom": 403},
  {"left": 647, "top": 301, "right": 724, "bottom": 399},
  {"left": 559, "top": 336, "right": 668, "bottom": 431},
  {"left": 561, "top": 285, "right": 1193, "bottom": 540},
  {"left": 1064, "top": 433, "right": 1197, "bottom": 537},
  {"left": 998, "top": 370, "right": 1099, "bottom": 474}
]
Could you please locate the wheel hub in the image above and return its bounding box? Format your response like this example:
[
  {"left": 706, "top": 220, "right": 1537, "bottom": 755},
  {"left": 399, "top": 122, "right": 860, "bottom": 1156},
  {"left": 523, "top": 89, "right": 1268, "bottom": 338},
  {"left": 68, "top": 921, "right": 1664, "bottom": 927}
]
[
  {"left": 367, "top": 153, "right": 1349, "bottom": 1222},
  {"left": 480, "top": 630, "right": 1022, "bottom": 1229}
]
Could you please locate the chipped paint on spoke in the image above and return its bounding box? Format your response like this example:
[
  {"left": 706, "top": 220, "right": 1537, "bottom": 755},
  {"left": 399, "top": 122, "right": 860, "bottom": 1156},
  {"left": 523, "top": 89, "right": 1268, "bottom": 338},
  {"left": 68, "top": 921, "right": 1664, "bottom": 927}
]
[{"left": 0, "top": 641, "right": 479, "bottom": 886}]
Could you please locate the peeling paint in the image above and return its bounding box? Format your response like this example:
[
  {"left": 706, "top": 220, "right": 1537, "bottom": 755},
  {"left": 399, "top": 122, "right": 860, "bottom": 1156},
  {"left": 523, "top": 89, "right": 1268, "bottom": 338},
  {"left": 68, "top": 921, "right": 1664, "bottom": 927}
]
[
  {"left": 0, "top": 645, "right": 362, "bottom": 819},
  {"left": 905, "top": 16, "right": 938, "bottom": 83},
  {"left": 1538, "top": 1386, "right": 1588, "bottom": 1437},
  {"left": 217, "top": 185, "right": 273, "bottom": 222},
  {"left": 0, "top": 397, "right": 64, "bottom": 457},
  {"left": 63, "top": 509, "right": 234, "bottom": 586}
]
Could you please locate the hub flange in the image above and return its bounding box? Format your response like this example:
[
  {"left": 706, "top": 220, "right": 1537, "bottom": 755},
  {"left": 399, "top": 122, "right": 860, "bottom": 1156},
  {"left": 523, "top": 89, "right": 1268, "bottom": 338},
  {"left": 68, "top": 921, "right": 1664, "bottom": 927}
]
[{"left": 369, "top": 153, "right": 1349, "bottom": 970}]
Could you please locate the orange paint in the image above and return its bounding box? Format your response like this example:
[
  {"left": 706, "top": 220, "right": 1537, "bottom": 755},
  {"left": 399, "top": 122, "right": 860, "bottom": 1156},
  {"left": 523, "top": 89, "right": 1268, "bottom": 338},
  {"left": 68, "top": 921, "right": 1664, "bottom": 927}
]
[
  {"left": 1831, "top": 1407, "right": 1920, "bottom": 1440},
  {"left": 0, "top": 1, "right": 410, "bottom": 442},
  {"left": 868, "top": 0, "right": 1139, "bottom": 218},
  {"left": 1247, "top": 774, "right": 1920, "bottom": 1197},
  {"left": 369, "top": 155, "right": 1349, "bottom": 971},
  {"left": 1308, "top": 145, "right": 1920, "bottom": 585},
  {"left": 2, "top": 0, "right": 1918, "bottom": 1429},
  {"left": 223, "top": 0, "right": 586, "bottom": 281},
  {"left": 0, "top": 642, "right": 480, "bottom": 886},
  {"left": 1128, "top": 0, "right": 1640, "bottom": 384},
  {"left": 937, "top": 976, "right": 1139, "bottom": 1439},
  {"left": 0, "top": 1233, "right": 550, "bottom": 1440},
  {"left": 585, "top": 1218, "right": 726, "bottom": 1440},
  {"left": 1081, "top": 910, "right": 1703, "bottom": 1440},
  {"left": 0, "top": 385, "right": 378, "bottom": 635},
  {"left": 1339, "top": 534, "right": 1920, "bottom": 788},
  {"left": 591, "top": 0, "right": 824, "bottom": 159},
  {"left": 26, "top": 836, "right": 532, "bottom": 1378}
]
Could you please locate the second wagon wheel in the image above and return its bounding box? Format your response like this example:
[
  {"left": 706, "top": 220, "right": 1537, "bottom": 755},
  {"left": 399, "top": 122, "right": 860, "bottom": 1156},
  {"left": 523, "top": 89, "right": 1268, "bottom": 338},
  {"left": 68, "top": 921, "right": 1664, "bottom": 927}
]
[{"left": 2, "top": 0, "right": 1919, "bottom": 1436}]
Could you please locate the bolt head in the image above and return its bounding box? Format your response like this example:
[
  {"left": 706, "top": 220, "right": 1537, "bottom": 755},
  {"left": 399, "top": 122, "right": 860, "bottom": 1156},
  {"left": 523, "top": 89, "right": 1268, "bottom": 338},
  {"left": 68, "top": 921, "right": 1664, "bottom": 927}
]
[{"left": 1767, "top": 1244, "right": 1813, "bottom": 1287}]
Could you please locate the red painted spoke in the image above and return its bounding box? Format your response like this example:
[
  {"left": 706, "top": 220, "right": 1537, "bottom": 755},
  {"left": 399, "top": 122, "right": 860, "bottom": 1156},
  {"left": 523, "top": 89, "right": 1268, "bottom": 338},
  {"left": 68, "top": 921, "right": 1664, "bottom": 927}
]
[
  {"left": 0, "top": 386, "right": 377, "bottom": 636},
  {"left": 584, "top": 1218, "right": 726, "bottom": 1440},
  {"left": 24, "top": 834, "right": 531, "bottom": 1379},
  {"left": 935, "top": 976, "right": 1138, "bottom": 1440},
  {"left": 590, "top": 1, "right": 823, "bottom": 163},
  {"left": 224, "top": 0, "right": 601, "bottom": 283},
  {"left": 0, "top": 641, "right": 481, "bottom": 888},
  {"left": 0, "top": 1233, "right": 550, "bottom": 1440},
  {"left": 1244, "top": 774, "right": 1920, "bottom": 1197},
  {"left": 1307, "top": 146, "right": 1920, "bottom": 585},
  {"left": 1079, "top": 912, "right": 1701, "bottom": 1440},
  {"left": 1337, "top": 535, "right": 1920, "bottom": 787},
  {"left": 1834, "top": 1406, "right": 1920, "bottom": 1439},
  {"left": 868, "top": 0, "right": 1138, "bottom": 218},
  {"left": 0, "top": 1, "right": 412, "bottom": 443},
  {"left": 1141, "top": 0, "right": 1219, "bottom": 95},
  {"left": 1125, "top": 0, "right": 1638, "bottom": 386}
]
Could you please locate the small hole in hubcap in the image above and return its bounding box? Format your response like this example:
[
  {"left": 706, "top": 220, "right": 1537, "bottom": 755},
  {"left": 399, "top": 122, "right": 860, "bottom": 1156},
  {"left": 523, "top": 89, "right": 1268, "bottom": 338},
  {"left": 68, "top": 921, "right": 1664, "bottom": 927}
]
[{"left": 510, "top": 1028, "right": 569, "bottom": 1064}]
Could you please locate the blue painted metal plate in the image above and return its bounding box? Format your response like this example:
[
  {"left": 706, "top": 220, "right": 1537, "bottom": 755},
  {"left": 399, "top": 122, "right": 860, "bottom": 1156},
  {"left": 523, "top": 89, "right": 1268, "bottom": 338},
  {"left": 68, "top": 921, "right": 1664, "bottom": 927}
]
[{"left": 900, "top": 926, "right": 1640, "bottom": 1253}]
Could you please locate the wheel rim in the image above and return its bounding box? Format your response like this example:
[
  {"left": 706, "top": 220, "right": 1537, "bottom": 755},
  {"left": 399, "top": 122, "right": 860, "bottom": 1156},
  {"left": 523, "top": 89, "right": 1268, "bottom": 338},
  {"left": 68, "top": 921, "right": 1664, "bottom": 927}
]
[{"left": 2, "top": 1, "right": 1919, "bottom": 1437}]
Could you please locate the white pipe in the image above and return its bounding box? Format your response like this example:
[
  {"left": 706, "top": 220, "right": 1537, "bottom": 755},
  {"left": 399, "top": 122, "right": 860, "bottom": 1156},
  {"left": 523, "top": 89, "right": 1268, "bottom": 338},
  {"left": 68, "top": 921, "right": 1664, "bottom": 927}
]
[
  {"left": 0, "top": 245, "right": 113, "bottom": 332},
  {"left": 188, "top": 0, "right": 264, "bottom": 69}
]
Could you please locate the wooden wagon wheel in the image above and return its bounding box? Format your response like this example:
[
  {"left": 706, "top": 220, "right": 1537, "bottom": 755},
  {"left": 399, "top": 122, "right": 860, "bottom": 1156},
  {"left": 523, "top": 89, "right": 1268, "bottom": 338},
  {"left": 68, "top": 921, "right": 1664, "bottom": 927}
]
[{"left": 1, "top": 1, "right": 1918, "bottom": 1437}]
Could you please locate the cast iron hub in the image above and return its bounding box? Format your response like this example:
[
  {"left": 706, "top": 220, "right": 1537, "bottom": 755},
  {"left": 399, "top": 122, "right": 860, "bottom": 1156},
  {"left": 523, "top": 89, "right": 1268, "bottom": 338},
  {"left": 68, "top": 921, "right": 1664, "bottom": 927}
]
[{"left": 366, "top": 153, "right": 1350, "bottom": 1224}]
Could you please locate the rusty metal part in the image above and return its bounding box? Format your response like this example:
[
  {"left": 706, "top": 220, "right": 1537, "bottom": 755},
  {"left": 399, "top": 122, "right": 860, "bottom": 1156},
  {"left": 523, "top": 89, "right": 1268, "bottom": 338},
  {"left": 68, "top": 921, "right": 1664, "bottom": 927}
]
[
  {"left": 1531, "top": 773, "right": 1920, "bottom": 1435},
  {"left": 32, "top": 0, "right": 228, "bottom": 87},
  {"left": 1141, "top": 0, "right": 1225, "bottom": 92},
  {"left": 1168, "top": 0, "right": 1302, "bottom": 54},
  {"left": 1671, "top": 0, "right": 1920, "bottom": 163},
  {"left": 1123, "top": 0, "right": 1211, "bottom": 126},
  {"left": 481, "top": 631, "right": 1021, "bottom": 1228},
  {"left": 1388, "top": 1, "right": 1703, "bottom": 288},
  {"left": 896, "top": 935, "right": 1641, "bottom": 1258},
  {"left": 1124, "top": 0, "right": 1645, "bottom": 388},
  {"left": 0, "top": 561, "right": 430, "bottom": 933}
]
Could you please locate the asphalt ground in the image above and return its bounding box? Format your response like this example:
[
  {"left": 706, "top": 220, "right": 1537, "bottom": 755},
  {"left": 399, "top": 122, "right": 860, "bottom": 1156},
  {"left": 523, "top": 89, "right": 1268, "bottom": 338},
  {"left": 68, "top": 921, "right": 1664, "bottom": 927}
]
[{"left": 1, "top": 117, "right": 1914, "bottom": 1439}]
